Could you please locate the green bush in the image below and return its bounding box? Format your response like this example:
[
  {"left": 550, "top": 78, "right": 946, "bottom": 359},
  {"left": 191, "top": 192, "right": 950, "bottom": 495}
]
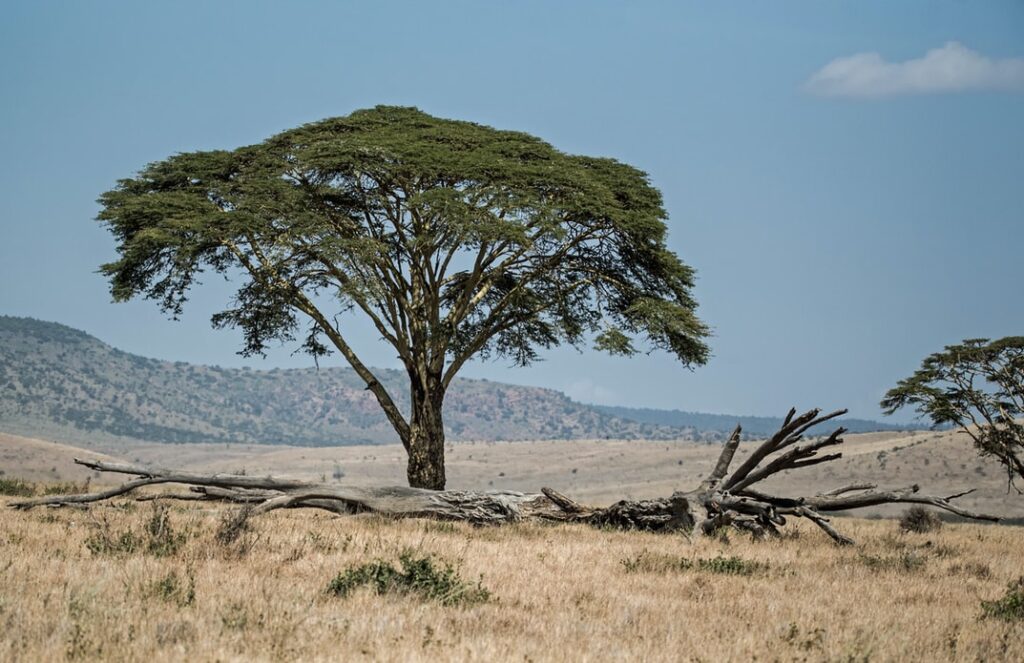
[{"left": 327, "top": 551, "right": 490, "bottom": 606}]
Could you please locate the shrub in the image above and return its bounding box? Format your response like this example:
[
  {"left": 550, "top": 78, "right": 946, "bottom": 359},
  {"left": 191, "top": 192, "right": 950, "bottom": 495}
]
[
  {"left": 981, "top": 577, "right": 1024, "bottom": 621},
  {"left": 899, "top": 506, "right": 943, "bottom": 534},
  {"left": 327, "top": 551, "right": 490, "bottom": 606}
]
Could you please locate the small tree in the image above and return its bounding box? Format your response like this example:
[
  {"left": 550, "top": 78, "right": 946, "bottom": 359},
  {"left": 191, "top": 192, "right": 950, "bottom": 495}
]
[
  {"left": 881, "top": 337, "right": 1024, "bottom": 490},
  {"left": 97, "top": 106, "right": 709, "bottom": 489}
]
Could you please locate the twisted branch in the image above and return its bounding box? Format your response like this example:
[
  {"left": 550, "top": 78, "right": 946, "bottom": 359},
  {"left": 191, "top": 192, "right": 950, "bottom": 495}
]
[{"left": 7, "top": 408, "right": 1000, "bottom": 546}]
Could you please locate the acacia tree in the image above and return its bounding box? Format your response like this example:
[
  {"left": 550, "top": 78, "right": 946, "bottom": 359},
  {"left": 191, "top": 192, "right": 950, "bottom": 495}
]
[
  {"left": 881, "top": 337, "right": 1024, "bottom": 490},
  {"left": 97, "top": 106, "right": 709, "bottom": 489}
]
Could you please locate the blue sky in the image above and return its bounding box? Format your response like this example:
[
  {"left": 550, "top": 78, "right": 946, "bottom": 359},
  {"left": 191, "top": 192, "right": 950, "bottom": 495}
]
[{"left": 1, "top": 1, "right": 1022, "bottom": 422}]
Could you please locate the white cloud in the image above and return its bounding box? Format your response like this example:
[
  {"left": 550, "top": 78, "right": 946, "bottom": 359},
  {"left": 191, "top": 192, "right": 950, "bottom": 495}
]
[{"left": 805, "top": 42, "right": 1024, "bottom": 98}]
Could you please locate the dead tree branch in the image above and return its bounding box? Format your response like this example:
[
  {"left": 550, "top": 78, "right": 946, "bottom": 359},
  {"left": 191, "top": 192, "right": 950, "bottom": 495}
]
[{"left": 8, "top": 409, "right": 999, "bottom": 545}]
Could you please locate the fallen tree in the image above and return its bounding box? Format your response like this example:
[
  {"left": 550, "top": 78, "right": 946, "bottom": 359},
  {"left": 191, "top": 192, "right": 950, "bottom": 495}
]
[{"left": 9, "top": 408, "right": 999, "bottom": 545}]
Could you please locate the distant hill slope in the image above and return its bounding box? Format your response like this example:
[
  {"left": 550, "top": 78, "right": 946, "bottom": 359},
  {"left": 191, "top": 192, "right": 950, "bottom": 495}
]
[
  {"left": 593, "top": 405, "right": 914, "bottom": 437},
  {"left": 0, "top": 316, "right": 692, "bottom": 446},
  {"left": 0, "top": 316, "right": 906, "bottom": 447}
]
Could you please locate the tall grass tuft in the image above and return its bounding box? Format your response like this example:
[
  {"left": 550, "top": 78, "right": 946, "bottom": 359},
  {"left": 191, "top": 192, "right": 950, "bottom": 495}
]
[
  {"left": 84, "top": 503, "right": 185, "bottom": 557},
  {"left": 0, "top": 478, "right": 36, "bottom": 497}
]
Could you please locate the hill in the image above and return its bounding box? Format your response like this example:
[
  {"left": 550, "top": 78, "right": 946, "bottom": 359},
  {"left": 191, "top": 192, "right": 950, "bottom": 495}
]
[
  {"left": 0, "top": 316, "right": 904, "bottom": 447},
  {"left": 0, "top": 316, "right": 692, "bottom": 446}
]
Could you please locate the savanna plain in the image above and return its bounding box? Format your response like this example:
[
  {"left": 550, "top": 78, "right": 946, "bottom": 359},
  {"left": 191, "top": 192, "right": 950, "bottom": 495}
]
[{"left": 1, "top": 429, "right": 1022, "bottom": 662}]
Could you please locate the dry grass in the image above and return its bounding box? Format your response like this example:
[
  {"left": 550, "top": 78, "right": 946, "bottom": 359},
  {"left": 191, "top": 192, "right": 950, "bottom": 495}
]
[{"left": 1, "top": 498, "right": 1022, "bottom": 662}]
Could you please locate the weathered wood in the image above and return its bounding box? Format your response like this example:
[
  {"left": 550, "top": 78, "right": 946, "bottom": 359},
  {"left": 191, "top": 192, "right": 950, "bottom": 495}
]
[
  {"left": 7, "top": 408, "right": 1001, "bottom": 545},
  {"left": 10, "top": 475, "right": 168, "bottom": 508},
  {"left": 699, "top": 424, "right": 742, "bottom": 492}
]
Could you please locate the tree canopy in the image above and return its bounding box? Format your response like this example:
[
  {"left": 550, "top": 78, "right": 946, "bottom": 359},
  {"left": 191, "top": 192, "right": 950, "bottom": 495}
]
[
  {"left": 881, "top": 337, "right": 1024, "bottom": 490},
  {"left": 97, "top": 106, "right": 709, "bottom": 488}
]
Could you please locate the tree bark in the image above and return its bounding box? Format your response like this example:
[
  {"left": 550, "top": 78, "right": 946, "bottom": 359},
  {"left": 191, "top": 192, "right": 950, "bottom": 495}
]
[{"left": 404, "top": 373, "right": 446, "bottom": 490}]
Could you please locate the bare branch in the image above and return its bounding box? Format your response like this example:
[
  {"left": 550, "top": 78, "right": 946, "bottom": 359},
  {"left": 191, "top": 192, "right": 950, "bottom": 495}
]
[
  {"left": 9, "top": 407, "right": 1000, "bottom": 548},
  {"left": 700, "top": 424, "right": 741, "bottom": 492}
]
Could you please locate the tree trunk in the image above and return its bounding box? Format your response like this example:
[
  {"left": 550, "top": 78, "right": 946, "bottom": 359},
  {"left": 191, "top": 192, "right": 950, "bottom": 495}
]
[{"left": 405, "top": 374, "right": 446, "bottom": 490}]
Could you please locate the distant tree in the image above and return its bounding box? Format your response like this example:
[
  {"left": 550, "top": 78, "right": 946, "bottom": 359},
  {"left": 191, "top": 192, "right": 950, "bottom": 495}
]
[
  {"left": 96, "top": 106, "right": 709, "bottom": 489},
  {"left": 881, "top": 337, "right": 1024, "bottom": 490}
]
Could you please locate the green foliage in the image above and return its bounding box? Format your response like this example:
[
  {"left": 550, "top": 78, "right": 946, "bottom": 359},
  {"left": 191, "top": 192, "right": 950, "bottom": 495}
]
[
  {"left": 882, "top": 337, "right": 1024, "bottom": 487},
  {"left": 981, "top": 577, "right": 1024, "bottom": 621},
  {"left": 0, "top": 478, "right": 35, "bottom": 497},
  {"left": 620, "top": 551, "right": 768, "bottom": 576},
  {"left": 326, "top": 550, "right": 490, "bottom": 606}
]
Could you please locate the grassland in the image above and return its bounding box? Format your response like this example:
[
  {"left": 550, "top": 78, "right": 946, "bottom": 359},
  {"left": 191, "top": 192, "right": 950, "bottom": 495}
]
[
  {"left": 2, "top": 426, "right": 1023, "bottom": 661},
  {"left": 0, "top": 497, "right": 1022, "bottom": 662}
]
